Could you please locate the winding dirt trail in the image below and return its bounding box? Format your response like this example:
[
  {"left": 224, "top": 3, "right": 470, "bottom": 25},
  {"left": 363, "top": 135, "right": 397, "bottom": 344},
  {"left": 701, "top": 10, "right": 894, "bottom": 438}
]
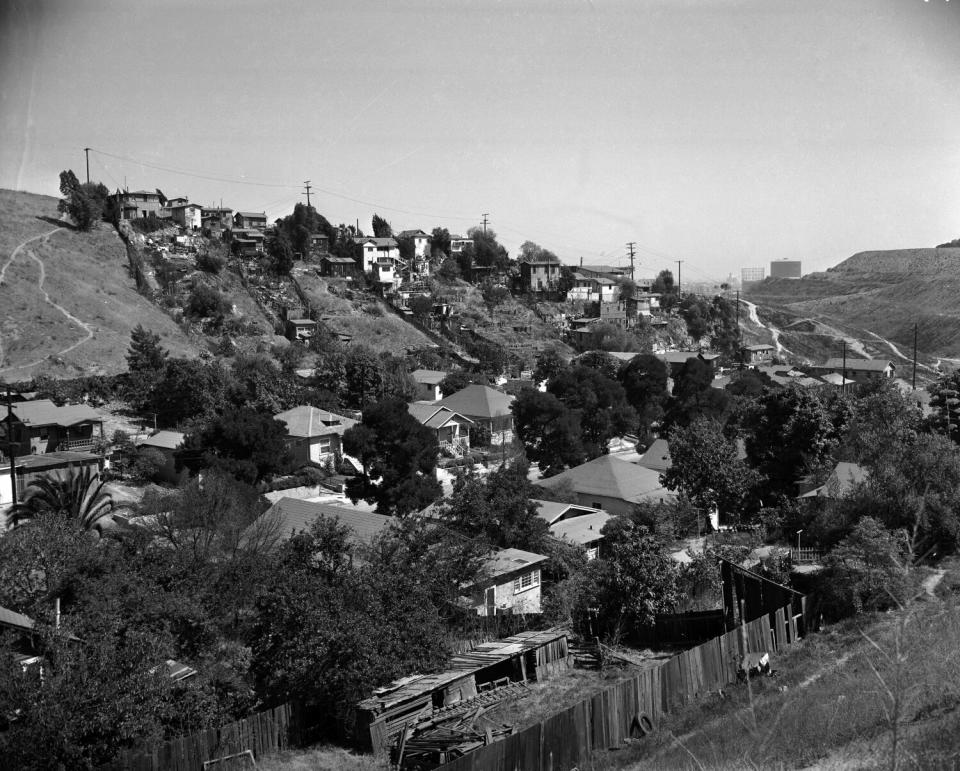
[
  {"left": 740, "top": 298, "right": 793, "bottom": 356},
  {"left": 0, "top": 225, "right": 95, "bottom": 371}
]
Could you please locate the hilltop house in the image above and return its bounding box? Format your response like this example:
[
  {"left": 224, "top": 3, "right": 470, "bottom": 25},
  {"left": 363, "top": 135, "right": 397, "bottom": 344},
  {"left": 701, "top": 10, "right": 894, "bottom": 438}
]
[
  {"left": 407, "top": 403, "right": 473, "bottom": 457},
  {"left": 234, "top": 211, "right": 267, "bottom": 230},
  {"left": 742, "top": 344, "right": 775, "bottom": 365},
  {"left": 165, "top": 201, "right": 203, "bottom": 229},
  {"left": 0, "top": 400, "right": 104, "bottom": 456},
  {"left": 654, "top": 350, "right": 721, "bottom": 377},
  {"left": 518, "top": 252, "right": 562, "bottom": 293},
  {"left": 434, "top": 385, "right": 515, "bottom": 445},
  {"left": 536, "top": 454, "right": 675, "bottom": 516},
  {"left": 410, "top": 369, "right": 448, "bottom": 401},
  {"left": 466, "top": 548, "right": 548, "bottom": 616},
  {"left": 354, "top": 237, "right": 401, "bottom": 286},
  {"left": 533, "top": 500, "right": 612, "bottom": 560},
  {"left": 284, "top": 318, "right": 317, "bottom": 342},
  {"left": 397, "top": 229, "right": 430, "bottom": 259},
  {"left": 449, "top": 234, "right": 473, "bottom": 254},
  {"left": 567, "top": 273, "right": 619, "bottom": 303},
  {"left": 116, "top": 190, "right": 165, "bottom": 219},
  {"left": 274, "top": 406, "right": 357, "bottom": 465},
  {"left": 814, "top": 358, "right": 895, "bottom": 385},
  {"left": 320, "top": 255, "right": 359, "bottom": 278},
  {"left": 201, "top": 207, "right": 234, "bottom": 232}
]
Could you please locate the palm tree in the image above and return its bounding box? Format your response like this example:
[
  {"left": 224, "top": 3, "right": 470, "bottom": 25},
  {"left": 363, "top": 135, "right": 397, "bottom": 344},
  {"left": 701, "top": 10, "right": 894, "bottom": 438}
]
[{"left": 8, "top": 465, "right": 114, "bottom": 531}]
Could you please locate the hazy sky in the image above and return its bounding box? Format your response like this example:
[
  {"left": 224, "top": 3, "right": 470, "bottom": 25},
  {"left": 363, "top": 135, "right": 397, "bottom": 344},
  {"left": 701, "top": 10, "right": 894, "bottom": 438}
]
[{"left": 2, "top": 0, "right": 958, "bottom": 282}]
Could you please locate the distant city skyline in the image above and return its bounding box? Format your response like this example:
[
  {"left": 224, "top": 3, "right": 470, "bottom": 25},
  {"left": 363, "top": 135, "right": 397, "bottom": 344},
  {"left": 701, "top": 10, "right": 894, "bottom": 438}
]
[{"left": 2, "top": 0, "right": 958, "bottom": 284}]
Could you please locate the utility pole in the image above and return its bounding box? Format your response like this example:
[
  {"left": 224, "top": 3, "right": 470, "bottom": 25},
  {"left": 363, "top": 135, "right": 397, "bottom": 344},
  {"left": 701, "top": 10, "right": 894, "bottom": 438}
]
[
  {"left": 912, "top": 322, "right": 918, "bottom": 390},
  {"left": 481, "top": 213, "right": 489, "bottom": 235},
  {"left": 303, "top": 180, "right": 312, "bottom": 209},
  {"left": 676, "top": 260, "right": 683, "bottom": 296},
  {"left": 736, "top": 290, "right": 743, "bottom": 370},
  {"left": 84, "top": 147, "right": 91, "bottom": 184},
  {"left": 5, "top": 385, "right": 17, "bottom": 506},
  {"left": 626, "top": 242, "right": 636, "bottom": 281}
]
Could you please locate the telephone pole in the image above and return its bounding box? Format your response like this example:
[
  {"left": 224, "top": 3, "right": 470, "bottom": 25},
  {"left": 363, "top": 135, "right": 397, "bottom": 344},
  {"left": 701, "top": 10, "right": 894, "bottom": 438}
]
[
  {"left": 912, "top": 322, "right": 918, "bottom": 390},
  {"left": 84, "top": 147, "right": 91, "bottom": 184},
  {"left": 736, "top": 290, "right": 743, "bottom": 370},
  {"left": 481, "top": 213, "right": 489, "bottom": 235},
  {"left": 5, "top": 385, "right": 17, "bottom": 505},
  {"left": 626, "top": 242, "right": 636, "bottom": 281},
  {"left": 842, "top": 340, "right": 847, "bottom": 394},
  {"left": 676, "top": 260, "right": 683, "bottom": 296},
  {"left": 302, "top": 181, "right": 312, "bottom": 208}
]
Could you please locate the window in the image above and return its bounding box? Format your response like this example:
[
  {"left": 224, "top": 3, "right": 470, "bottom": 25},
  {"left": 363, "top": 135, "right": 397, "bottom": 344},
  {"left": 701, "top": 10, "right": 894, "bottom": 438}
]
[
  {"left": 513, "top": 569, "right": 541, "bottom": 594},
  {"left": 315, "top": 437, "right": 332, "bottom": 455}
]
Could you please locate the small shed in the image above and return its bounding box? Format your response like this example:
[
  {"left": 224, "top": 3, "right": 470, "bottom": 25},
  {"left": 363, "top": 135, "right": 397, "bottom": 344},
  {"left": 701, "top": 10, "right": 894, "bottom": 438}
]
[{"left": 356, "top": 628, "right": 569, "bottom": 752}]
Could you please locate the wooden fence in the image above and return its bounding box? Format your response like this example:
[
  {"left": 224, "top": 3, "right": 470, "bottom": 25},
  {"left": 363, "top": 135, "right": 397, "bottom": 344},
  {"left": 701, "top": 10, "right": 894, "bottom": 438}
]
[
  {"left": 441, "top": 600, "right": 804, "bottom": 771},
  {"left": 109, "top": 702, "right": 299, "bottom": 771}
]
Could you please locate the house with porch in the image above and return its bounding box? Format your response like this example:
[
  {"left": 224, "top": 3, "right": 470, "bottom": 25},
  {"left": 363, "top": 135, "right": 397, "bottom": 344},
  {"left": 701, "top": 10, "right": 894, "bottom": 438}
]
[
  {"left": 1, "top": 400, "right": 104, "bottom": 456},
  {"left": 449, "top": 234, "right": 473, "bottom": 254},
  {"left": 434, "top": 384, "right": 515, "bottom": 445},
  {"left": 466, "top": 548, "right": 548, "bottom": 616},
  {"left": 654, "top": 350, "right": 721, "bottom": 377},
  {"left": 274, "top": 405, "right": 357, "bottom": 465},
  {"left": 201, "top": 207, "right": 234, "bottom": 232},
  {"left": 407, "top": 403, "right": 473, "bottom": 458}
]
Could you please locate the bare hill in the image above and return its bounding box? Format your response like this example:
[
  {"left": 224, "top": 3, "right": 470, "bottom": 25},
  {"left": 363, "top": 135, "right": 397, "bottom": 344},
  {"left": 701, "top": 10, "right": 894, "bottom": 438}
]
[
  {"left": 0, "top": 189, "right": 199, "bottom": 378},
  {"left": 745, "top": 246, "right": 960, "bottom": 366}
]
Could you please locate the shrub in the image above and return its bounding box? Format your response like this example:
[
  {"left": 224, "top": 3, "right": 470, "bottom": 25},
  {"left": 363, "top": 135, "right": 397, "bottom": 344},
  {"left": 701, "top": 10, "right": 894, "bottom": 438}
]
[
  {"left": 196, "top": 252, "right": 225, "bottom": 274},
  {"left": 187, "top": 283, "right": 230, "bottom": 319}
]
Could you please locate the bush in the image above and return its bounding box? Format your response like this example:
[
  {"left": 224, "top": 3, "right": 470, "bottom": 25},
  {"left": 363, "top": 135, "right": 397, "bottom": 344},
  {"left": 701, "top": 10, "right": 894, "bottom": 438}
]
[
  {"left": 196, "top": 252, "right": 225, "bottom": 274},
  {"left": 187, "top": 283, "right": 230, "bottom": 319},
  {"left": 129, "top": 215, "right": 169, "bottom": 234}
]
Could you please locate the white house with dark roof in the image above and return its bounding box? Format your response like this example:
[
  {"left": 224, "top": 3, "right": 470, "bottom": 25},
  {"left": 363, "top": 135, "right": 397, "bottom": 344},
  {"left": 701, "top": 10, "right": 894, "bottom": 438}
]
[
  {"left": 397, "top": 229, "right": 430, "bottom": 259},
  {"left": 354, "top": 236, "right": 401, "bottom": 285},
  {"left": 165, "top": 201, "right": 203, "bottom": 229},
  {"left": 407, "top": 403, "right": 473, "bottom": 457},
  {"left": 536, "top": 454, "right": 674, "bottom": 516},
  {"left": 466, "top": 548, "right": 548, "bottom": 616},
  {"left": 274, "top": 406, "right": 357, "bottom": 465},
  {"left": 434, "top": 385, "right": 515, "bottom": 445}
]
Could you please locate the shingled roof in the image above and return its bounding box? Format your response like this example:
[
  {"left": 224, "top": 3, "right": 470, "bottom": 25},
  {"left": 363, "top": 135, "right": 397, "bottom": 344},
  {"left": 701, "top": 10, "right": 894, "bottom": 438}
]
[
  {"left": 537, "top": 455, "right": 673, "bottom": 504},
  {"left": 275, "top": 406, "right": 356, "bottom": 438},
  {"left": 434, "top": 385, "right": 514, "bottom": 419},
  {"left": 253, "top": 497, "right": 392, "bottom": 545},
  {"left": 11, "top": 400, "right": 102, "bottom": 428}
]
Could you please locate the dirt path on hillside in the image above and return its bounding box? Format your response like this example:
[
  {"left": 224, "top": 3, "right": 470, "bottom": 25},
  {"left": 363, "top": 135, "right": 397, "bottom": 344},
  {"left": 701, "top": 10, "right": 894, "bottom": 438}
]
[{"left": 0, "top": 226, "right": 95, "bottom": 371}]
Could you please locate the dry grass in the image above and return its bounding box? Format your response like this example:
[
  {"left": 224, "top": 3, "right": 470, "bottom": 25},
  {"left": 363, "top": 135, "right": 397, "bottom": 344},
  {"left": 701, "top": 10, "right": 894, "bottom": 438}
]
[
  {"left": 256, "top": 745, "right": 388, "bottom": 771},
  {"left": 591, "top": 563, "right": 960, "bottom": 770},
  {"left": 0, "top": 189, "right": 198, "bottom": 378}
]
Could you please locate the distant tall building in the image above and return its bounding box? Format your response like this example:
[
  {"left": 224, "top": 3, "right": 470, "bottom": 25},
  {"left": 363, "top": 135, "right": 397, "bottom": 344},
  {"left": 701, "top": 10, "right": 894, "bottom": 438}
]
[
  {"left": 741, "top": 266, "right": 765, "bottom": 284},
  {"left": 770, "top": 259, "right": 802, "bottom": 279}
]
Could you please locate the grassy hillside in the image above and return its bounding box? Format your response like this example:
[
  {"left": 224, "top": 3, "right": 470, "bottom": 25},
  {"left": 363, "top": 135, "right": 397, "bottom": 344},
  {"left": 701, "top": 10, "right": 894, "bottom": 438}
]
[
  {"left": 0, "top": 189, "right": 199, "bottom": 378},
  {"left": 745, "top": 247, "right": 960, "bottom": 367}
]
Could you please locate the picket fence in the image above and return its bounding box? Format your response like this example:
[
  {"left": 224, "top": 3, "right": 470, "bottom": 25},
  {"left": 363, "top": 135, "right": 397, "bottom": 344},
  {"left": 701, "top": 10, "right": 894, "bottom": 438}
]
[
  {"left": 441, "top": 601, "right": 801, "bottom": 771},
  {"left": 110, "top": 702, "right": 298, "bottom": 771}
]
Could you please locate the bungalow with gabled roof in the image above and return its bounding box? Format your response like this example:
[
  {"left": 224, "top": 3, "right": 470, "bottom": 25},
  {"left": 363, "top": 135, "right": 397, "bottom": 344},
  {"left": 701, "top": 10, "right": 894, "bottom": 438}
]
[
  {"left": 410, "top": 369, "right": 448, "bottom": 401},
  {"left": 434, "top": 385, "right": 515, "bottom": 445},
  {"left": 1, "top": 399, "right": 104, "bottom": 456},
  {"left": 466, "top": 548, "right": 548, "bottom": 616},
  {"left": 536, "top": 454, "right": 674, "bottom": 516},
  {"left": 814, "top": 358, "right": 895, "bottom": 385},
  {"left": 407, "top": 403, "right": 473, "bottom": 458},
  {"left": 234, "top": 211, "right": 267, "bottom": 229},
  {"left": 274, "top": 405, "right": 357, "bottom": 465},
  {"left": 532, "top": 499, "right": 612, "bottom": 560}
]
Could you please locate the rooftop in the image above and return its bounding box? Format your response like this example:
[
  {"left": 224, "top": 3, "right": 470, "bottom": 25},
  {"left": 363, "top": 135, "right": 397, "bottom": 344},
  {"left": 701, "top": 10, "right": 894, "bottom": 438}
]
[
  {"left": 636, "top": 438, "right": 672, "bottom": 472},
  {"left": 14, "top": 450, "right": 100, "bottom": 471},
  {"left": 549, "top": 510, "right": 613, "bottom": 546},
  {"left": 821, "top": 358, "right": 894, "bottom": 372},
  {"left": 255, "top": 497, "right": 392, "bottom": 545},
  {"left": 11, "top": 399, "right": 102, "bottom": 428},
  {"left": 482, "top": 547, "right": 548, "bottom": 578},
  {"left": 407, "top": 403, "right": 473, "bottom": 430},
  {"left": 435, "top": 384, "right": 514, "bottom": 419},
  {"left": 410, "top": 369, "right": 448, "bottom": 385},
  {"left": 275, "top": 406, "right": 356, "bottom": 438},
  {"left": 537, "top": 454, "right": 674, "bottom": 504},
  {"left": 531, "top": 499, "right": 605, "bottom": 526},
  {"left": 137, "top": 430, "right": 185, "bottom": 450}
]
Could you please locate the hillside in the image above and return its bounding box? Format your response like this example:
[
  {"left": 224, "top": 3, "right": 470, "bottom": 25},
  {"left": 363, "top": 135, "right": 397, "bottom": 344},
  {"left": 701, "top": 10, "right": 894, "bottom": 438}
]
[
  {"left": 745, "top": 246, "right": 960, "bottom": 371},
  {"left": 0, "top": 189, "right": 199, "bottom": 379}
]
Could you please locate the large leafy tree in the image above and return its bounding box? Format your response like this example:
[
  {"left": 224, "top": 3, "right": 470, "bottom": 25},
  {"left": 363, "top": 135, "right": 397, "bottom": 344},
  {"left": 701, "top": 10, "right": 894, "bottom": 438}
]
[
  {"left": 512, "top": 388, "right": 585, "bottom": 475},
  {"left": 663, "top": 356, "right": 729, "bottom": 430},
  {"left": 57, "top": 170, "right": 109, "bottom": 231},
  {"left": 183, "top": 407, "right": 292, "bottom": 484},
  {"left": 343, "top": 345, "right": 385, "bottom": 408},
  {"left": 927, "top": 368, "right": 960, "bottom": 443},
  {"left": 342, "top": 398, "right": 442, "bottom": 515},
  {"left": 139, "top": 358, "right": 230, "bottom": 427},
  {"left": 430, "top": 227, "right": 451, "bottom": 258},
  {"left": 533, "top": 347, "right": 568, "bottom": 386},
  {"left": 266, "top": 231, "right": 295, "bottom": 275},
  {"left": 7, "top": 465, "right": 113, "bottom": 531},
  {"left": 746, "top": 384, "right": 846, "bottom": 501},
  {"left": 371, "top": 213, "right": 392, "bottom": 238},
  {"left": 126, "top": 324, "right": 168, "bottom": 373},
  {"left": 468, "top": 227, "right": 509, "bottom": 270},
  {"left": 547, "top": 365, "right": 637, "bottom": 459},
  {"left": 618, "top": 353, "right": 669, "bottom": 438},
  {"left": 663, "top": 417, "right": 759, "bottom": 525}
]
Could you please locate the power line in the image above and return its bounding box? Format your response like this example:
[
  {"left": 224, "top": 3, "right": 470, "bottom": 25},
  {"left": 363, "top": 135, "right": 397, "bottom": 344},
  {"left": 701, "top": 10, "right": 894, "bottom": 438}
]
[{"left": 303, "top": 181, "right": 312, "bottom": 208}]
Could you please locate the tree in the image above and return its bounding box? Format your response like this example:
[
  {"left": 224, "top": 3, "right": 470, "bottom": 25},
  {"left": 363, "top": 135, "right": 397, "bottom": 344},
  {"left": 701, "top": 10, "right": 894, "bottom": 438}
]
[
  {"left": 533, "top": 347, "right": 568, "bottom": 386},
  {"left": 468, "top": 227, "right": 509, "bottom": 270},
  {"left": 182, "top": 407, "right": 293, "bottom": 484},
  {"left": 576, "top": 351, "right": 621, "bottom": 382},
  {"left": 187, "top": 283, "right": 230, "bottom": 319},
  {"left": 467, "top": 339, "right": 510, "bottom": 377},
  {"left": 663, "top": 356, "right": 729, "bottom": 430},
  {"left": 548, "top": 366, "right": 637, "bottom": 459},
  {"left": 408, "top": 294, "right": 433, "bottom": 323},
  {"left": 7, "top": 465, "right": 113, "bottom": 531},
  {"left": 126, "top": 324, "right": 168, "bottom": 373},
  {"left": 618, "top": 353, "right": 669, "bottom": 438},
  {"left": 439, "top": 370, "right": 474, "bottom": 397},
  {"left": 512, "top": 389, "right": 585, "bottom": 476},
  {"left": 927, "top": 369, "right": 960, "bottom": 443},
  {"left": 140, "top": 358, "right": 230, "bottom": 428},
  {"left": 57, "top": 170, "right": 107, "bottom": 231},
  {"left": 663, "top": 417, "right": 759, "bottom": 525},
  {"left": 576, "top": 518, "right": 679, "bottom": 641},
  {"left": 371, "top": 213, "right": 392, "bottom": 238},
  {"left": 342, "top": 399, "right": 442, "bottom": 515},
  {"left": 343, "top": 345, "right": 385, "bottom": 408},
  {"left": 437, "top": 255, "right": 461, "bottom": 280},
  {"left": 482, "top": 284, "right": 510, "bottom": 312},
  {"left": 652, "top": 269, "right": 675, "bottom": 295},
  {"left": 266, "top": 232, "right": 294, "bottom": 275},
  {"left": 430, "top": 227, "right": 451, "bottom": 258}
]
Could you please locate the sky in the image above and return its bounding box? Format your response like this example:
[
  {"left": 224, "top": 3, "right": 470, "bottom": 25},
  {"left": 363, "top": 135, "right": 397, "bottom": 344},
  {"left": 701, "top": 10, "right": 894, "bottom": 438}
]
[{"left": 1, "top": 0, "right": 958, "bottom": 283}]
